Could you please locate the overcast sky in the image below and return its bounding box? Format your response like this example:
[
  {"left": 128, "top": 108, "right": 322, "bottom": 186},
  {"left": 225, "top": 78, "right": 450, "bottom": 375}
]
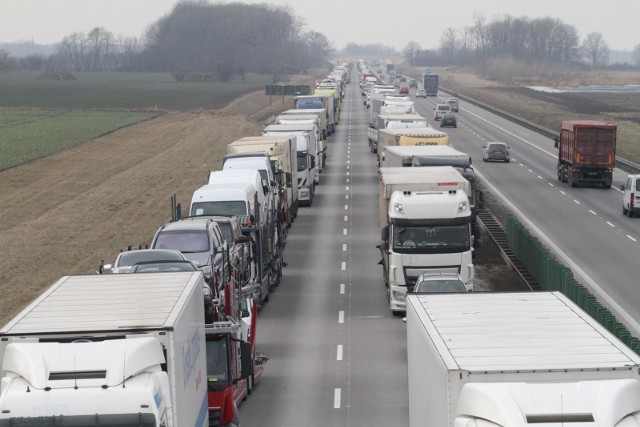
[{"left": 1, "top": 0, "right": 639, "bottom": 51}]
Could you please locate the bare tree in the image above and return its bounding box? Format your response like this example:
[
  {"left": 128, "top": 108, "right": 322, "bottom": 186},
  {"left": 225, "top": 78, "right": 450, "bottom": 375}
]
[
  {"left": 439, "top": 28, "right": 458, "bottom": 63},
  {"left": 0, "top": 49, "right": 14, "bottom": 72},
  {"left": 582, "top": 32, "right": 609, "bottom": 67},
  {"left": 403, "top": 41, "right": 421, "bottom": 65}
]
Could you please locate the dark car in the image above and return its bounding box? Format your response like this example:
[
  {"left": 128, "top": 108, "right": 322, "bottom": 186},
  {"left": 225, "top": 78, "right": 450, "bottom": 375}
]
[
  {"left": 440, "top": 114, "right": 457, "bottom": 128},
  {"left": 409, "top": 79, "right": 418, "bottom": 88},
  {"left": 483, "top": 142, "right": 510, "bottom": 162}
]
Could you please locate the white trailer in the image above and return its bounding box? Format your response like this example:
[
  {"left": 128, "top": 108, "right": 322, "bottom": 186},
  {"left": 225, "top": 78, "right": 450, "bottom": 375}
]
[
  {"left": 407, "top": 291, "right": 640, "bottom": 427},
  {"left": 264, "top": 122, "right": 323, "bottom": 178},
  {"left": 367, "top": 113, "right": 428, "bottom": 153},
  {"left": 378, "top": 166, "right": 474, "bottom": 314},
  {"left": 279, "top": 109, "right": 328, "bottom": 141},
  {"left": 0, "top": 273, "right": 211, "bottom": 427},
  {"left": 381, "top": 145, "right": 471, "bottom": 168}
]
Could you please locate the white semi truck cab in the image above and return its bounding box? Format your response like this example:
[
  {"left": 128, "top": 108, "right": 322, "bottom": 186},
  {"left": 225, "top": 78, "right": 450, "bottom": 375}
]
[{"left": 379, "top": 167, "right": 474, "bottom": 314}]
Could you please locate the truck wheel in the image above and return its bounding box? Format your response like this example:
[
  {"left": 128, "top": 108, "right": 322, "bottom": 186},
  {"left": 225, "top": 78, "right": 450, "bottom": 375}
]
[
  {"left": 603, "top": 183, "right": 611, "bottom": 189},
  {"left": 247, "top": 373, "right": 254, "bottom": 395}
]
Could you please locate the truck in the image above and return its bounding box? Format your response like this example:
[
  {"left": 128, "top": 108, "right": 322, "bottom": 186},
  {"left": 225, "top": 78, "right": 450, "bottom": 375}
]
[
  {"left": 263, "top": 125, "right": 319, "bottom": 205},
  {"left": 368, "top": 113, "right": 428, "bottom": 153},
  {"left": 555, "top": 120, "right": 617, "bottom": 188},
  {"left": 423, "top": 74, "right": 438, "bottom": 96},
  {"left": 0, "top": 273, "right": 212, "bottom": 427},
  {"left": 369, "top": 93, "right": 410, "bottom": 125},
  {"left": 378, "top": 166, "right": 474, "bottom": 314},
  {"left": 294, "top": 95, "right": 336, "bottom": 135},
  {"left": 279, "top": 108, "right": 329, "bottom": 141},
  {"left": 229, "top": 136, "right": 298, "bottom": 229},
  {"left": 265, "top": 121, "right": 323, "bottom": 179},
  {"left": 406, "top": 291, "right": 640, "bottom": 427},
  {"left": 377, "top": 127, "right": 450, "bottom": 165}
]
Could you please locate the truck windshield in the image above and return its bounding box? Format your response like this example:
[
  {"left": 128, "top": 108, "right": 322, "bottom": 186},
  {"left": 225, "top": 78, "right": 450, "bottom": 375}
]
[
  {"left": 0, "top": 413, "right": 156, "bottom": 426},
  {"left": 206, "top": 338, "right": 230, "bottom": 391},
  {"left": 154, "top": 230, "right": 210, "bottom": 253},
  {"left": 392, "top": 225, "right": 470, "bottom": 254},
  {"left": 191, "top": 201, "right": 247, "bottom": 217}
]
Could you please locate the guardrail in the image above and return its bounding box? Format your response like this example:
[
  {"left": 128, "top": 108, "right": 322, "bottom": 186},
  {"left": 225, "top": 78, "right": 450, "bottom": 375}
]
[{"left": 440, "top": 86, "right": 640, "bottom": 174}]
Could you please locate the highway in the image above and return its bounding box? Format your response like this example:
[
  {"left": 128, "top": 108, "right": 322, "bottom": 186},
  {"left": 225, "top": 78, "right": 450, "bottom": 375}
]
[
  {"left": 413, "top": 91, "right": 640, "bottom": 334},
  {"left": 239, "top": 80, "right": 409, "bottom": 426},
  {"left": 239, "top": 73, "right": 640, "bottom": 425}
]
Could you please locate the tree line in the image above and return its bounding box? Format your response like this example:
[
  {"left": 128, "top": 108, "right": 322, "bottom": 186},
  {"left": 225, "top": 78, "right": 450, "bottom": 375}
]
[
  {"left": 405, "top": 14, "right": 639, "bottom": 70},
  {"left": 0, "top": 1, "right": 332, "bottom": 81}
]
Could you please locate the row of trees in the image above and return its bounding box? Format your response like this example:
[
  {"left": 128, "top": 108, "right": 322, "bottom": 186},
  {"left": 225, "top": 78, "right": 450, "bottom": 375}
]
[
  {"left": 404, "top": 14, "right": 630, "bottom": 69},
  {"left": 0, "top": 1, "right": 332, "bottom": 80}
]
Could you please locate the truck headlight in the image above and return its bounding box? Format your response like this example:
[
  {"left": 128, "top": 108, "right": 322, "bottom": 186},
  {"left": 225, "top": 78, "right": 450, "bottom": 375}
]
[
  {"left": 301, "top": 190, "right": 309, "bottom": 198},
  {"left": 202, "top": 285, "right": 212, "bottom": 303},
  {"left": 457, "top": 200, "right": 469, "bottom": 214},
  {"left": 392, "top": 290, "right": 406, "bottom": 302},
  {"left": 200, "top": 265, "right": 212, "bottom": 282},
  {"left": 393, "top": 203, "right": 404, "bottom": 214}
]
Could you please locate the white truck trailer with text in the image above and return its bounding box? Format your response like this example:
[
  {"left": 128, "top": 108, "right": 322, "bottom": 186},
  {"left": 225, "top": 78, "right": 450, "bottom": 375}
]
[
  {"left": 407, "top": 291, "right": 640, "bottom": 427},
  {"left": 378, "top": 166, "right": 474, "bottom": 314},
  {"left": 0, "top": 273, "right": 209, "bottom": 427}
]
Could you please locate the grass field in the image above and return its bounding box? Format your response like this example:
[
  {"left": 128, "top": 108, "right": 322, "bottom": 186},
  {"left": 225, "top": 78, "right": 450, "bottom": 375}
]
[
  {"left": 0, "top": 109, "right": 160, "bottom": 170},
  {"left": 0, "top": 71, "right": 283, "bottom": 170},
  {"left": 0, "top": 72, "right": 274, "bottom": 110}
]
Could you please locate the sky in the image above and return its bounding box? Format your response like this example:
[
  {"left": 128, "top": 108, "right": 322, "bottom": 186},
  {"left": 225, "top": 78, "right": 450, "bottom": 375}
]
[{"left": 1, "top": 0, "right": 639, "bottom": 52}]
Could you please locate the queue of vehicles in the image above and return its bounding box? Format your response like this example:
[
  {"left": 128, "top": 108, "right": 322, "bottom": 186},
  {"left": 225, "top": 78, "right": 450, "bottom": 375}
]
[
  {"left": 356, "top": 61, "right": 640, "bottom": 426},
  {"left": 0, "top": 63, "right": 351, "bottom": 427}
]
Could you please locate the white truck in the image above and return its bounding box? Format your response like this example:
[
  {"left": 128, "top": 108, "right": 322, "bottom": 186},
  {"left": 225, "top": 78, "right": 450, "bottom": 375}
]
[
  {"left": 0, "top": 272, "right": 213, "bottom": 427},
  {"left": 368, "top": 113, "right": 428, "bottom": 153},
  {"left": 272, "top": 118, "right": 324, "bottom": 172},
  {"left": 264, "top": 122, "right": 323, "bottom": 179},
  {"left": 378, "top": 166, "right": 474, "bottom": 314},
  {"left": 407, "top": 291, "right": 640, "bottom": 427},
  {"left": 279, "top": 109, "right": 328, "bottom": 141},
  {"left": 263, "top": 125, "right": 318, "bottom": 205},
  {"left": 229, "top": 136, "right": 298, "bottom": 229}
]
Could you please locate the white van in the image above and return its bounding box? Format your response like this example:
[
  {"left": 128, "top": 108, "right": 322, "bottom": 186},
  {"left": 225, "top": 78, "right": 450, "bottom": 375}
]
[
  {"left": 621, "top": 174, "right": 640, "bottom": 217},
  {"left": 433, "top": 103, "right": 451, "bottom": 121}
]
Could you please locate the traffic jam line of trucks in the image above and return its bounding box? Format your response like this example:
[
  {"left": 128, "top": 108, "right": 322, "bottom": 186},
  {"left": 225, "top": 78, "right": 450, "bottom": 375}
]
[
  {"left": 0, "top": 63, "right": 352, "bottom": 427},
  {"left": 360, "top": 60, "right": 640, "bottom": 425}
]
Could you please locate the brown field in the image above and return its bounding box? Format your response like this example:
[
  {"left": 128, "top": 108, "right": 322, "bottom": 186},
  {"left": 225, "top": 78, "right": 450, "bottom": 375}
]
[{"left": 0, "top": 79, "right": 312, "bottom": 326}]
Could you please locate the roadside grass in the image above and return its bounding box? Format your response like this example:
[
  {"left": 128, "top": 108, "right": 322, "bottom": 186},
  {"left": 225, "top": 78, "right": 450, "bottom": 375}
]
[
  {"left": 0, "top": 72, "right": 274, "bottom": 110},
  {"left": 0, "top": 109, "right": 160, "bottom": 170}
]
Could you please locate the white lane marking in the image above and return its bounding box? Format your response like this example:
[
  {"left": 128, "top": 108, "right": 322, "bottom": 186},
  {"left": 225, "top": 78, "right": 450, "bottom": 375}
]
[
  {"left": 341, "top": 262, "right": 346, "bottom": 270},
  {"left": 338, "top": 311, "right": 344, "bottom": 323},
  {"left": 347, "top": 160, "right": 351, "bottom": 164},
  {"left": 573, "top": 199, "right": 581, "bottom": 205},
  {"left": 346, "top": 186, "right": 349, "bottom": 191},
  {"left": 548, "top": 183, "right": 554, "bottom": 187},
  {"left": 344, "top": 204, "right": 349, "bottom": 210},
  {"left": 340, "top": 283, "right": 345, "bottom": 294},
  {"left": 528, "top": 169, "right": 533, "bottom": 173},
  {"left": 346, "top": 171, "right": 350, "bottom": 176},
  {"left": 519, "top": 163, "right": 525, "bottom": 166},
  {"left": 606, "top": 221, "right": 615, "bottom": 228},
  {"left": 345, "top": 195, "right": 349, "bottom": 200},
  {"left": 589, "top": 210, "right": 597, "bottom": 215},
  {"left": 343, "top": 228, "right": 348, "bottom": 235},
  {"left": 560, "top": 191, "right": 566, "bottom": 195},
  {"left": 334, "top": 388, "right": 341, "bottom": 409},
  {"left": 344, "top": 215, "right": 348, "bottom": 221},
  {"left": 337, "top": 345, "right": 343, "bottom": 361},
  {"left": 628, "top": 235, "right": 638, "bottom": 242},
  {"left": 346, "top": 178, "right": 350, "bottom": 183},
  {"left": 537, "top": 175, "right": 543, "bottom": 180},
  {"left": 343, "top": 244, "right": 347, "bottom": 251}
]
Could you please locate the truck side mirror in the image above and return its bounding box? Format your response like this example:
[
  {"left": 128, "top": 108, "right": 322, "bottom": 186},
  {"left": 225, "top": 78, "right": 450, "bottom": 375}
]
[
  {"left": 381, "top": 226, "right": 389, "bottom": 242},
  {"left": 621, "top": 184, "right": 626, "bottom": 191},
  {"left": 476, "top": 190, "right": 484, "bottom": 209},
  {"left": 554, "top": 137, "right": 559, "bottom": 148},
  {"left": 310, "top": 155, "right": 316, "bottom": 168},
  {"left": 240, "top": 341, "right": 253, "bottom": 379},
  {"left": 236, "top": 235, "right": 250, "bottom": 245},
  {"left": 286, "top": 173, "right": 292, "bottom": 188}
]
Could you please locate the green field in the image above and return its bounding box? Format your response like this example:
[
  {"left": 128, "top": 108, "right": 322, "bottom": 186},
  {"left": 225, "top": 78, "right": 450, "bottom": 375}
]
[
  {"left": 0, "top": 71, "right": 276, "bottom": 170},
  {"left": 0, "top": 72, "right": 273, "bottom": 110},
  {"left": 0, "top": 109, "right": 159, "bottom": 171}
]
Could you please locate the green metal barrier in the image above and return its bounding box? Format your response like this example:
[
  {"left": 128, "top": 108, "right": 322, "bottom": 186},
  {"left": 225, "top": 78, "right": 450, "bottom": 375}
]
[{"left": 506, "top": 214, "right": 640, "bottom": 355}]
